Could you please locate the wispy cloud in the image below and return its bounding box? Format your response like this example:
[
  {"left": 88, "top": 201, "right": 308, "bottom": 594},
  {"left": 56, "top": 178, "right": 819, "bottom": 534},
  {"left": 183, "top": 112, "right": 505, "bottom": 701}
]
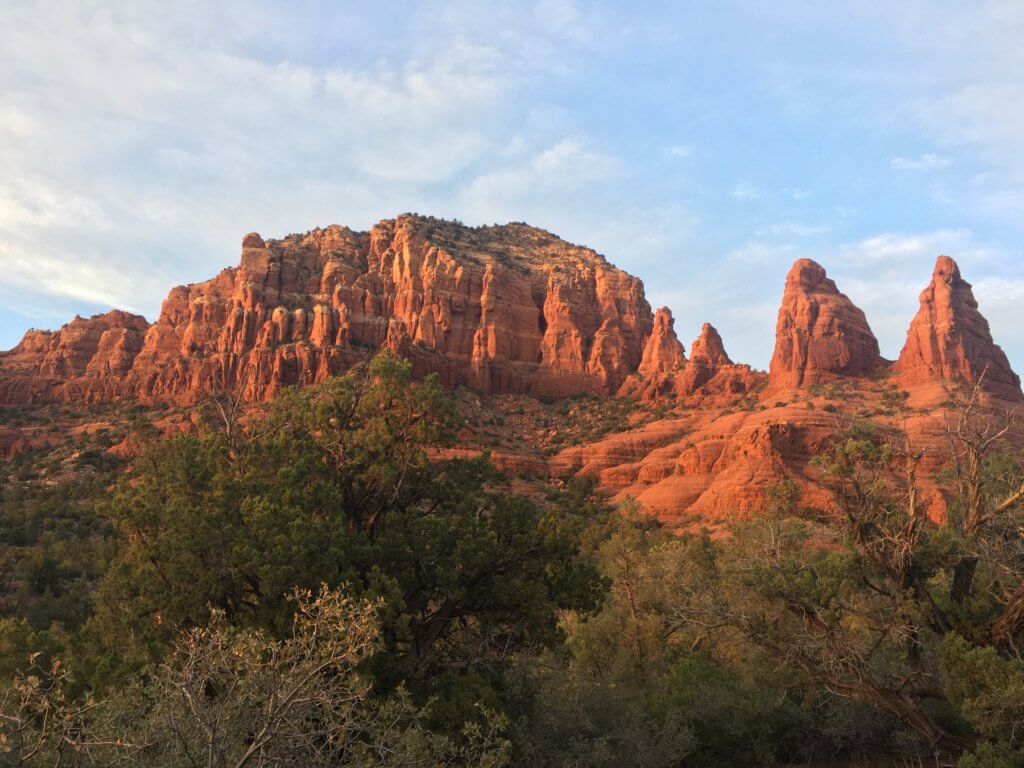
[
  {"left": 0, "top": 0, "right": 605, "bottom": 340},
  {"left": 460, "top": 137, "right": 620, "bottom": 217},
  {"left": 837, "top": 228, "right": 989, "bottom": 265},
  {"left": 891, "top": 153, "right": 951, "bottom": 172},
  {"left": 665, "top": 144, "right": 693, "bottom": 160},
  {"left": 757, "top": 222, "right": 831, "bottom": 238},
  {"left": 727, "top": 241, "right": 795, "bottom": 264},
  {"left": 731, "top": 182, "right": 761, "bottom": 200}
]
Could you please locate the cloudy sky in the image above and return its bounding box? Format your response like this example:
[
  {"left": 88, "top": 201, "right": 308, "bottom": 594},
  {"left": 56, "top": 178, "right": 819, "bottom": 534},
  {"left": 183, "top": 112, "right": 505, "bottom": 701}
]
[{"left": 2, "top": 1, "right": 1023, "bottom": 371}]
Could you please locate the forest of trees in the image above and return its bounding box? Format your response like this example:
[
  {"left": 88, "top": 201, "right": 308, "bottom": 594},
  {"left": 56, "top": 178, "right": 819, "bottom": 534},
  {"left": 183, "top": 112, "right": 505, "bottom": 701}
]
[{"left": 2, "top": 352, "right": 1024, "bottom": 767}]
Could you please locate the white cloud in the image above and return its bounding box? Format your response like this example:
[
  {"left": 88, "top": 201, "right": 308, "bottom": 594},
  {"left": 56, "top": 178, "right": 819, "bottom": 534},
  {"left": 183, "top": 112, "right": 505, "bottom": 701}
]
[
  {"left": 757, "top": 222, "right": 831, "bottom": 238},
  {"left": 731, "top": 182, "right": 761, "bottom": 200},
  {"left": 461, "top": 137, "right": 620, "bottom": 215},
  {"left": 0, "top": 0, "right": 606, "bottom": 338},
  {"left": 726, "top": 241, "right": 795, "bottom": 265},
  {"left": 665, "top": 144, "right": 693, "bottom": 160},
  {"left": 891, "top": 153, "right": 951, "bottom": 171},
  {"left": 836, "top": 228, "right": 989, "bottom": 265}
]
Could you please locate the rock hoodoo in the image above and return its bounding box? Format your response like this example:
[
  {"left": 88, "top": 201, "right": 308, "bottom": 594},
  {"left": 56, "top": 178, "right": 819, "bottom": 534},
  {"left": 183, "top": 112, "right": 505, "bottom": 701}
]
[
  {"left": 689, "top": 322, "right": 732, "bottom": 369},
  {"left": 673, "top": 323, "right": 749, "bottom": 397},
  {"left": 768, "top": 258, "right": 884, "bottom": 391},
  {"left": 621, "top": 320, "right": 764, "bottom": 403},
  {"left": 894, "top": 256, "right": 1021, "bottom": 401},
  {"left": 636, "top": 307, "right": 686, "bottom": 378}
]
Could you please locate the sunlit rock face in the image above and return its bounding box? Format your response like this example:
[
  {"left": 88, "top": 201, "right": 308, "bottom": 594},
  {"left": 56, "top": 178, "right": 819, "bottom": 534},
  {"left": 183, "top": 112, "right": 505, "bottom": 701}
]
[
  {"left": 767, "top": 258, "right": 885, "bottom": 392},
  {"left": 4, "top": 226, "right": 1024, "bottom": 528},
  {"left": 894, "top": 256, "right": 1022, "bottom": 401},
  {"left": 0, "top": 310, "right": 150, "bottom": 403},
  {"left": 1, "top": 215, "right": 654, "bottom": 404}
]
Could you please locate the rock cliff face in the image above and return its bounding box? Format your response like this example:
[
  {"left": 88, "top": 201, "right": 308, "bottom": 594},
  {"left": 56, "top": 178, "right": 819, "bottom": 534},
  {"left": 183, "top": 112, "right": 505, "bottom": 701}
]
[
  {"left": 1, "top": 216, "right": 655, "bottom": 404},
  {"left": 4, "top": 217, "right": 1024, "bottom": 527},
  {"left": 768, "top": 259, "right": 885, "bottom": 391},
  {"left": 894, "top": 256, "right": 1022, "bottom": 401},
  {"left": 0, "top": 311, "right": 150, "bottom": 403}
]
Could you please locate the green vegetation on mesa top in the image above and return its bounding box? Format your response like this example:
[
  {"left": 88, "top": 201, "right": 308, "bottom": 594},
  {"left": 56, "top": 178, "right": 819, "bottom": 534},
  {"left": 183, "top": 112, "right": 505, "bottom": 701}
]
[{"left": 3, "top": 353, "right": 1024, "bottom": 767}]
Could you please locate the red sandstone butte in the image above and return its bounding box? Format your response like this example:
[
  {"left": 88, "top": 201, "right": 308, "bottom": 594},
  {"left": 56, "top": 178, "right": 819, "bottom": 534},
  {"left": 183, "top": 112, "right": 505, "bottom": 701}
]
[
  {"left": 768, "top": 258, "right": 885, "bottom": 391},
  {"left": 3, "top": 220, "right": 1024, "bottom": 528},
  {"left": 1, "top": 216, "right": 654, "bottom": 405},
  {"left": 894, "top": 256, "right": 1022, "bottom": 401}
]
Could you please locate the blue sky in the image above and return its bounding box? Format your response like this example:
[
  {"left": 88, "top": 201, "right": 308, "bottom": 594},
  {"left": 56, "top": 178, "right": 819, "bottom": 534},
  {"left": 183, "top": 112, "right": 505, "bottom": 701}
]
[{"left": 2, "top": 1, "right": 1023, "bottom": 372}]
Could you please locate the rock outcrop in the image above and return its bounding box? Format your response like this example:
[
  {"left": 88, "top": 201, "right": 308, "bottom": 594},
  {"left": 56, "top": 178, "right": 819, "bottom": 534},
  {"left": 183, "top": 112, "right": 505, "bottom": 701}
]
[
  {"left": 689, "top": 322, "right": 731, "bottom": 369},
  {"left": 0, "top": 311, "right": 150, "bottom": 403},
  {"left": 894, "top": 256, "right": 1022, "bottom": 401},
  {"left": 1, "top": 216, "right": 654, "bottom": 404},
  {"left": 672, "top": 323, "right": 756, "bottom": 398},
  {"left": 768, "top": 259, "right": 884, "bottom": 391},
  {"left": 4, "top": 224, "right": 1024, "bottom": 529},
  {"left": 637, "top": 307, "right": 686, "bottom": 378},
  {"left": 621, "top": 321, "right": 765, "bottom": 403}
]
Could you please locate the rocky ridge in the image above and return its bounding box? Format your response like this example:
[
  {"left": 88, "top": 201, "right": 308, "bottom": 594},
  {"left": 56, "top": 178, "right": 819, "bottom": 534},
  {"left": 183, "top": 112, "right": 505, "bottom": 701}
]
[
  {"left": 2, "top": 216, "right": 655, "bottom": 405},
  {"left": 3, "top": 219, "right": 1022, "bottom": 525}
]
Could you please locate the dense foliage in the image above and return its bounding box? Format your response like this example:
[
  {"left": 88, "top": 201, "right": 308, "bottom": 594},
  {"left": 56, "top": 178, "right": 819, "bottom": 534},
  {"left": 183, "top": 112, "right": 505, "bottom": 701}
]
[{"left": 3, "top": 359, "right": 1024, "bottom": 766}]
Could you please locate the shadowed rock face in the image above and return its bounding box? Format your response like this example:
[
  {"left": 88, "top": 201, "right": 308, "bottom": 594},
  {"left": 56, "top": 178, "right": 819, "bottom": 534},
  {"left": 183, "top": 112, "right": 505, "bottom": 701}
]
[
  {"left": 895, "top": 256, "right": 1022, "bottom": 401},
  {"left": 0, "top": 215, "right": 654, "bottom": 405},
  {"left": 768, "top": 258, "right": 885, "bottom": 391}
]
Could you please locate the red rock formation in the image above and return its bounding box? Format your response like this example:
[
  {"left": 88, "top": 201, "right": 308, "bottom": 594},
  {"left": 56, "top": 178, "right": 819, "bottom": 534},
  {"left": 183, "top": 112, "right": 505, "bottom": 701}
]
[
  {"left": 550, "top": 402, "right": 839, "bottom": 529},
  {"left": 5, "top": 235, "right": 1024, "bottom": 530},
  {"left": 768, "top": 259, "right": 884, "bottom": 391},
  {"left": 0, "top": 310, "right": 149, "bottom": 403},
  {"left": 637, "top": 307, "right": 686, "bottom": 378},
  {"left": 673, "top": 323, "right": 751, "bottom": 398},
  {"left": 621, "top": 321, "right": 765, "bottom": 403},
  {"left": 689, "top": 323, "right": 731, "bottom": 368},
  {"left": 1, "top": 216, "right": 654, "bottom": 405},
  {"left": 617, "top": 307, "right": 686, "bottom": 399},
  {"left": 894, "top": 256, "right": 1022, "bottom": 401}
]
